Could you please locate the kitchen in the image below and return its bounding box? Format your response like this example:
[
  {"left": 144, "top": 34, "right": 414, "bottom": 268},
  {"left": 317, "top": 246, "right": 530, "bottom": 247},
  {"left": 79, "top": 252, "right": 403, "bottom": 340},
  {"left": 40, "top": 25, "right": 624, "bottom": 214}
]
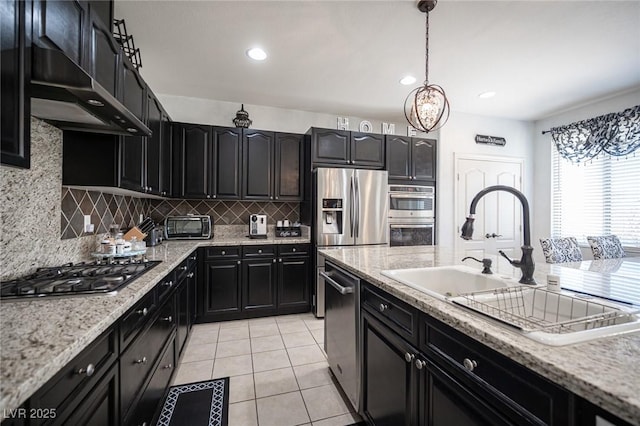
[{"left": 1, "top": 1, "right": 640, "bottom": 425}]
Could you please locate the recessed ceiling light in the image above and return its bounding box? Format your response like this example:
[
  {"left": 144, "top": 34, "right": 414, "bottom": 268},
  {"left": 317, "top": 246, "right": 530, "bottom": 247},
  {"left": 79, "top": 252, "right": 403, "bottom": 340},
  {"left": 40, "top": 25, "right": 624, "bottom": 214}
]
[
  {"left": 478, "top": 91, "right": 496, "bottom": 99},
  {"left": 400, "top": 76, "right": 417, "bottom": 86},
  {"left": 246, "top": 47, "right": 267, "bottom": 61}
]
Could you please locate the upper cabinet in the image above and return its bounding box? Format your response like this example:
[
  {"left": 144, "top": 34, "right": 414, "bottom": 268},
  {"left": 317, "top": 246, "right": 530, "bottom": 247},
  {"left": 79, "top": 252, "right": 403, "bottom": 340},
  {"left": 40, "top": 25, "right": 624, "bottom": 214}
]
[
  {"left": 32, "top": 0, "right": 87, "bottom": 66},
  {"left": 242, "top": 130, "right": 304, "bottom": 201},
  {"left": 309, "top": 127, "right": 384, "bottom": 169},
  {"left": 386, "top": 135, "right": 437, "bottom": 183},
  {"left": 1, "top": 0, "right": 31, "bottom": 169},
  {"left": 86, "top": 2, "right": 119, "bottom": 98}
]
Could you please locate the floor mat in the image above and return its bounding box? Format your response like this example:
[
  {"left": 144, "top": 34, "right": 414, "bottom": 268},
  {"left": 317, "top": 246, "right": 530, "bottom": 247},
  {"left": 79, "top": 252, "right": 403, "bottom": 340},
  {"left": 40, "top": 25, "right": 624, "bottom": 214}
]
[{"left": 156, "top": 377, "right": 229, "bottom": 426}]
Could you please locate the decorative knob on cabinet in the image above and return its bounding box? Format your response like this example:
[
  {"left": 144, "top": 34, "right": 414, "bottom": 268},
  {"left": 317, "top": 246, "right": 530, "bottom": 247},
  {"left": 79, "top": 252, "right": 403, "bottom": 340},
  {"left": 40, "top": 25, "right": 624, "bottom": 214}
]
[
  {"left": 258, "top": 249, "right": 262, "bottom": 254},
  {"left": 404, "top": 353, "right": 415, "bottom": 363},
  {"left": 137, "top": 308, "right": 148, "bottom": 316},
  {"left": 379, "top": 303, "right": 389, "bottom": 312},
  {"left": 134, "top": 356, "right": 147, "bottom": 364},
  {"left": 163, "top": 363, "right": 173, "bottom": 370},
  {"left": 463, "top": 358, "right": 478, "bottom": 372},
  {"left": 161, "top": 315, "right": 173, "bottom": 323},
  {"left": 206, "top": 195, "right": 211, "bottom": 199},
  {"left": 415, "top": 359, "right": 426, "bottom": 370},
  {"left": 221, "top": 251, "right": 226, "bottom": 255},
  {"left": 76, "top": 363, "right": 95, "bottom": 377},
  {"left": 180, "top": 266, "right": 188, "bottom": 271},
  {"left": 187, "top": 272, "right": 194, "bottom": 278}
]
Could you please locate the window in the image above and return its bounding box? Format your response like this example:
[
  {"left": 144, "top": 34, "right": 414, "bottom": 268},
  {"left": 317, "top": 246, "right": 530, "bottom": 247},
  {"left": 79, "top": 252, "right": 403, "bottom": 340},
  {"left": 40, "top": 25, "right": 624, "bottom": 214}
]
[{"left": 551, "top": 148, "right": 640, "bottom": 250}]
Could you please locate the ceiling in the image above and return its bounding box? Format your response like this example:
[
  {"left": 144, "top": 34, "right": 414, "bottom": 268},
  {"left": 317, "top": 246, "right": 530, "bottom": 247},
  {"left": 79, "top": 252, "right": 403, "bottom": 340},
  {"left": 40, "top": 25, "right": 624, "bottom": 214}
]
[{"left": 114, "top": 0, "right": 640, "bottom": 124}]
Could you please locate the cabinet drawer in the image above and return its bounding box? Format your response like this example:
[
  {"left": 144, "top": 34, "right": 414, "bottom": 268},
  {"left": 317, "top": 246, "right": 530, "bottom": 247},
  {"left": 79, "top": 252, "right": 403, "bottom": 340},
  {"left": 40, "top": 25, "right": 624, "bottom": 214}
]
[
  {"left": 120, "top": 289, "right": 157, "bottom": 350},
  {"left": 243, "top": 245, "right": 276, "bottom": 257},
  {"left": 157, "top": 270, "right": 176, "bottom": 303},
  {"left": 422, "top": 316, "right": 571, "bottom": 425},
  {"left": 174, "top": 256, "right": 190, "bottom": 281},
  {"left": 205, "top": 246, "right": 240, "bottom": 259},
  {"left": 277, "top": 244, "right": 309, "bottom": 257},
  {"left": 362, "top": 283, "right": 419, "bottom": 345},
  {"left": 30, "top": 328, "right": 118, "bottom": 424}
]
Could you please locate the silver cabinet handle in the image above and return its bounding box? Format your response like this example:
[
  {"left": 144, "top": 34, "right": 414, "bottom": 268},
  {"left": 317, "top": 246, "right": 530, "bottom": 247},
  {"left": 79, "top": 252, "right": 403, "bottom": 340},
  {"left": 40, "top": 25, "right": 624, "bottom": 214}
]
[
  {"left": 463, "top": 358, "right": 478, "bottom": 372},
  {"left": 292, "top": 248, "right": 296, "bottom": 252},
  {"left": 187, "top": 272, "right": 194, "bottom": 278},
  {"left": 137, "top": 308, "right": 148, "bottom": 316},
  {"left": 221, "top": 250, "right": 226, "bottom": 255},
  {"left": 162, "top": 280, "right": 173, "bottom": 287},
  {"left": 258, "top": 249, "right": 262, "bottom": 254},
  {"left": 161, "top": 315, "right": 173, "bottom": 323},
  {"left": 272, "top": 259, "right": 276, "bottom": 263},
  {"left": 76, "top": 363, "right": 95, "bottom": 377},
  {"left": 319, "top": 271, "right": 353, "bottom": 295},
  {"left": 134, "top": 356, "right": 147, "bottom": 364},
  {"left": 415, "top": 359, "right": 426, "bottom": 370},
  {"left": 237, "top": 260, "right": 241, "bottom": 265},
  {"left": 279, "top": 258, "right": 282, "bottom": 263},
  {"left": 379, "top": 303, "right": 389, "bottom": 312},
  {"left": 213, "top": 195, "right": 217, "bottom": 198},
  {"left": 189, "top": 256, "right": 197, "bottom": 260},
  {"left": 404, "top": 353, "right": 415, "bottom": 363},
  {"left": 163, "top": 363, "right": 173, "bottom": 370},
  {"left": 180, "top": 266, "right": 188, "bottom": 271},
  {"left": 206, "top": 195, "right": 211, "bottom": 199}
]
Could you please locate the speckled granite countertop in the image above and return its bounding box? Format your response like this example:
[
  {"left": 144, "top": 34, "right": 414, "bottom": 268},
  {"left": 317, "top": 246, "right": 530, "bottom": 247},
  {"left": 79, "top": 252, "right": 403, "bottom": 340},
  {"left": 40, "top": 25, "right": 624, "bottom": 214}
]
[
  {"left": 318, "top": 245, "right": 640, "bottom": 425},
  {"left": 0, "top": 226, "right": 309, "bottom": 414}
]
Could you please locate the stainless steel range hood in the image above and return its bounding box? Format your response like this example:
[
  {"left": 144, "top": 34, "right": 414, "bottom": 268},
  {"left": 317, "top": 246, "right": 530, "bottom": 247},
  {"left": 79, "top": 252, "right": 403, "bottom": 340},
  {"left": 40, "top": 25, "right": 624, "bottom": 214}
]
[{"left": 30, "top": 46, "right": 151, "bottom": 136}]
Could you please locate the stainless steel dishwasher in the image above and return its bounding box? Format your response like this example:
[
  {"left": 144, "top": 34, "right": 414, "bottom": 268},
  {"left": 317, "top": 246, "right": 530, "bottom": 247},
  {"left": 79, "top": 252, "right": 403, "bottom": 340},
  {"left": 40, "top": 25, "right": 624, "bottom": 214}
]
[{"left": 321, "top": 261, "right": 361, "bottom": 412}]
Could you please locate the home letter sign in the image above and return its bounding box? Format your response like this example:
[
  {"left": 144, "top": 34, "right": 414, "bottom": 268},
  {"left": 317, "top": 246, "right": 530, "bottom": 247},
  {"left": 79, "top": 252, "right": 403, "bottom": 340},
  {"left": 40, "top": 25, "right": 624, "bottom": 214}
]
[
  {"left": 337, "top": 117, "right": 349, "bottom": 130},
  {"left": 382, "top": 123, "right": 395, "bottom": 135},
  {"left": 359, "top": 120, "right": 373, "bottom": 132}
]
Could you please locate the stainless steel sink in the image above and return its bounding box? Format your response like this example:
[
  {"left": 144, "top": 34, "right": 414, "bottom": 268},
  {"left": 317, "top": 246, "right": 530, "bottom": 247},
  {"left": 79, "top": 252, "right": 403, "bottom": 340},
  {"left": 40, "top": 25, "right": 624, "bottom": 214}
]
[{"left": 380, "top": 265, "right": 518, "bottom": 300}]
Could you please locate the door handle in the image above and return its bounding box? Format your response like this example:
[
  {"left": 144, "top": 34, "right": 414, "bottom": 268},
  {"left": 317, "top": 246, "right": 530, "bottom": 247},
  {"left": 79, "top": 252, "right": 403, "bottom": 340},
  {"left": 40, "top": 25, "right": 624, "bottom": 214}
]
[
  {"left": 485, "top": 233, "right": 502, "bottom": 239},
  {"left": 350, "top": 176, "right": 355, "bottom": 238},
  {"left": 354, "top": 176, "right": 360, "bottom": 239},
  {"left": 319, "top": 271, "right": 353, "bottom": 295}
]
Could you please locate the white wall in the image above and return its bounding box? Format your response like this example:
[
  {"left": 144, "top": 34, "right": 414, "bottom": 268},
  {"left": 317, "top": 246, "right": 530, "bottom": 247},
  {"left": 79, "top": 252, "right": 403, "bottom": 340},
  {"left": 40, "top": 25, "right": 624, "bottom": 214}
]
[
  {"left": 437, "top": 112, "right": 534, "bottom": 248},
  {"left": 532, "top": 88, "right": 640, "bottom": 249}
]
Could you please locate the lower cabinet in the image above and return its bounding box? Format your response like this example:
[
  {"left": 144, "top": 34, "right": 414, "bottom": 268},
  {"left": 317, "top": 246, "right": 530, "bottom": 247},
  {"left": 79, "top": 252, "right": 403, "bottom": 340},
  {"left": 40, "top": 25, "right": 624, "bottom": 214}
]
[
  {"left": 198, "top": 244, "right": 310, "bottom": 322},
  {"left": 63, "top": 364, "right": 119, "bottom": 426},
  {"left": 361, "top": 282, "right": 573, "bottom": 426}
]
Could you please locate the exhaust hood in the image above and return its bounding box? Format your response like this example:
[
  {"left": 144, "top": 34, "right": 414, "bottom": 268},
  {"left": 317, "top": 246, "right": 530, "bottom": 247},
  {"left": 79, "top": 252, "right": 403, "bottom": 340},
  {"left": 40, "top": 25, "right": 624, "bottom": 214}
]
[{"left": 30, "top": 46, "right": 151, "bottom": 136}]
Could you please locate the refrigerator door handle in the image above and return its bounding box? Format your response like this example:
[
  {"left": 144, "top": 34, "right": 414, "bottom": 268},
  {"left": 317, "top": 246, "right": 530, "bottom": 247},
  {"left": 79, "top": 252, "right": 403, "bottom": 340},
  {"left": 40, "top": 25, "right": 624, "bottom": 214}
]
[
  {"left": 354, "top": 176, "right": 360, "bottom": 238},
  {"left": 350, "top": 175, "right": 355, "bottom": 238}
]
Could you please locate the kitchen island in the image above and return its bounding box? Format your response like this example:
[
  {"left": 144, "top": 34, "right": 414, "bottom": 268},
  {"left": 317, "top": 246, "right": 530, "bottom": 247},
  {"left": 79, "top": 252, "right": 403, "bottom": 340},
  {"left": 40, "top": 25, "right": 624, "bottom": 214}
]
[
  {"left": 0, "top": 226, "right": 309, "bottom": 418},
  {"left": 319, "top": 245, "right": 640, "bottom": 425}
]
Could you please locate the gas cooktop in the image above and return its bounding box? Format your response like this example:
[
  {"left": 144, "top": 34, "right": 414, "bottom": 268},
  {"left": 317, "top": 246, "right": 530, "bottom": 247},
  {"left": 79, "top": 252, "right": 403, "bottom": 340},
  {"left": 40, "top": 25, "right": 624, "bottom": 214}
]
[{"left": 0, "top": 259, "right": 161, "bottom": 300}]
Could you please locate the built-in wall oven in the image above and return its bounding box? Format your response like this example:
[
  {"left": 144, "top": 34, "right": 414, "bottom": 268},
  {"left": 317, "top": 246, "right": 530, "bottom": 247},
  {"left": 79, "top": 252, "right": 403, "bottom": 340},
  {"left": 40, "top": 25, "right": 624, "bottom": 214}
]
[{"left": 389, "top": 185, "right": 435, "bottom": 246}]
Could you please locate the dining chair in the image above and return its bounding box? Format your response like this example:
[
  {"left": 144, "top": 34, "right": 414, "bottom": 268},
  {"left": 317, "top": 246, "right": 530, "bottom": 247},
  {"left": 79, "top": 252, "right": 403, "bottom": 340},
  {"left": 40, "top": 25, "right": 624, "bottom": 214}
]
[
  {"left": 539, "top": 237, "right": 583, "bottom": 263},
  {"left": 586, "top": 235, "right": 626, "bottom": 260}
]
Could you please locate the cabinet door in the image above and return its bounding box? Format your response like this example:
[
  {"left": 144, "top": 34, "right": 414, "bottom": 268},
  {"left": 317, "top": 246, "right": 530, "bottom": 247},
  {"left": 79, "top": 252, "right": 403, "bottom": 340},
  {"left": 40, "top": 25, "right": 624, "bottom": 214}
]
[
  {"left": 160, "top": 114, "right": 172, "bottom": 197},
  {"left": 242, "top": 258, "right": 277, "bottom": 312},
  {"left": 422, "top": 361, "right": 512, "bottom": 426},
  {"left": 275, "top": 133, "right": 303, "bottom": 201},
  {"left": 176, "top": 124, "right": 212, "bottom": 199},
  {"left": 120, "top": 56, "right": 146, "bottom": 122},
  {"left": 277, "top": 256, "right": 309, "bottom": 309},
  {"left": 351, "top": 132, "right": 385, "bottom": 168},
  {"left": 63, "top": 364, "right": 119, "bottom": 426},
  {"left": 32, "top": 0, "right": 86, "bottom": 66},
  {"left": 145, "top": 93, "right": 162, "bottom": 194},
  {"left": 176, "top": 277, "right": 189, "bottom": 357},
  {"left": 311, "top": 128, "right": 349, "bottom": 165},
  {"left": 212, "top": 127, "right": 242, "bottom": 199},
  {"left": 187, "top": 264, "right": 198, "bottom": 326},
  {"left": 242, "top": 129, "right": 274, "bottom": 200},
  {"left": 362, "top": 311, "right": 418, "bottom": 426},
  {"left": 87, "top": 5, "right": 119, "bottom": 97},
  {"left": 1, "top": 0, "right": 31, "bottom": 168},
  {"left": 386, "top": 136, "right": 412, "bottom": 181},
  {"left": 412, "top": 138, "right": 436, "bottom": 181},
  {"left": 119, "top": 135, "right": 145, "bottom": 192},
  {"left": 203, "top": 260, "right": 241, "bottom": 316}
]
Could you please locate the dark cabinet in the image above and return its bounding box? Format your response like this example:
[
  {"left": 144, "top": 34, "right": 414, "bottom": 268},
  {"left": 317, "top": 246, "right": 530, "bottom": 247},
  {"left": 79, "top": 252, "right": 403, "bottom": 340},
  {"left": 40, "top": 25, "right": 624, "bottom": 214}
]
[
  {"left": 242, "top": 257, "right": 277, "bottom": 311},
  {"left": 63, "top": 363, "right": 119, "bottom": 426},
  {"left": 212, "top": 126, "right": 242, "bottom": 199},
  {"left": 120, "top": 56, "right": 146, "bottom": 122},
  {"left": 119, "top": 135, "right": 145, "bottom": 192},
  {"left": 386, "top": 135, "right": 436, "bottom": 183},
  {"left": 243, "top": 130, "right": 303, "bottom": 201},
  {"left": 86, "top": 4, "right": 119, "bottom": 98},
  {"left": 362, "top": 310, "right": 418, "bottom": 426},
  {"left": 1, "top": 0, "right": 31, "bottom": 169},
  {"left": 277, "top": 245, "right": 310, "bottom": 310},
  {"left": 32, "top": 0, "right": 87, "bottom": 67},
  {"left": 309, "top": 127, "right": 385, "bottom": 169},
  {"left": 202, "top": 255, "right": 242, "bottom": 317},
  {"left": 176, "top": 274, "right": 190, "bottom": 357},
  {"left": 145, "top": 93, "right": 170, "bottom": 195}
]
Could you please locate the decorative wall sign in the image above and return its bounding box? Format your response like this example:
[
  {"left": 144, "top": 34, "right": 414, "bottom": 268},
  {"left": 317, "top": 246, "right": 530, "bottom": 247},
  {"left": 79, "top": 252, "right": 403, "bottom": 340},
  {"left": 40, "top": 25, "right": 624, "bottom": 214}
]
[
  {"left": 337, "top": 117, "right": 349, "bottom": 130},
  {"left": 336, "top": 117, "right": 399, "bottom": 135},
  {"left": 475, "top": 134, "right": 506, "bottom": 146}
]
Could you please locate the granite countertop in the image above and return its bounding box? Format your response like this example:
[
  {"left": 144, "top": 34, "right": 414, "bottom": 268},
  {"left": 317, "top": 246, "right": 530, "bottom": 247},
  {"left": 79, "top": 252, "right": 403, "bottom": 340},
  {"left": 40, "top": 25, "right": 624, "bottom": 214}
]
[
  {"left": 0, "top": 226, "right": 310, "bottom": 414},
  {"left": 318, "top": 245, "right": 640, "bottom": 426}
]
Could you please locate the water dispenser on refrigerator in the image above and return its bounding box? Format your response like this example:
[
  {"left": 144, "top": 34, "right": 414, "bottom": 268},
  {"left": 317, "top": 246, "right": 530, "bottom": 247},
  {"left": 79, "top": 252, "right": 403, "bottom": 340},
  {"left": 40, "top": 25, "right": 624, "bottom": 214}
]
[{"left": 321, "top": 199, "right": 343, "bottom": 235}]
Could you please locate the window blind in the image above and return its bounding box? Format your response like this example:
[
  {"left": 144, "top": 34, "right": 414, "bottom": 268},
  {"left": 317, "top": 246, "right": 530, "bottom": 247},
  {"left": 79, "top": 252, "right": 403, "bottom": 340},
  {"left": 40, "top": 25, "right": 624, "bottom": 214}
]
[{"left": 551, "top": 147, "right": 640, "bottom": 250}]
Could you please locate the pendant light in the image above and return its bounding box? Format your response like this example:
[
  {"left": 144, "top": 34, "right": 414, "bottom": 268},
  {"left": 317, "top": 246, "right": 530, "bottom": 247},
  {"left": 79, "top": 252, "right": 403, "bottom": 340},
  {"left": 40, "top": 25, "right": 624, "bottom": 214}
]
[{"left": 404, "top": 0, "right": 450, "bottom": 133}]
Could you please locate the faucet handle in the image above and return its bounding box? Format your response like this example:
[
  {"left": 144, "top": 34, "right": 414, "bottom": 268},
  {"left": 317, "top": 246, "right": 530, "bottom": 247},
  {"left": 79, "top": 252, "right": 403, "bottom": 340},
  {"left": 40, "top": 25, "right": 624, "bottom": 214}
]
[{"left": 498, "top": 250, "right": 515, "bottom": 265}]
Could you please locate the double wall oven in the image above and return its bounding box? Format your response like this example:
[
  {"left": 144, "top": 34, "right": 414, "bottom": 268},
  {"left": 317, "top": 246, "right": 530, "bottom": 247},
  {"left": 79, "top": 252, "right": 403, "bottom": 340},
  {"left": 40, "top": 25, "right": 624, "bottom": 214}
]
[{"left": 388, "top": 185, "right": 435, "bottom": 246}]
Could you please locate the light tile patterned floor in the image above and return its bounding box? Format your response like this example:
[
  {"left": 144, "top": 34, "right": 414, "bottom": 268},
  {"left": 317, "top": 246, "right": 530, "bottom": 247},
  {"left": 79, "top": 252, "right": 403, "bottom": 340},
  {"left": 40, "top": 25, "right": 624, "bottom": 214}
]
[{"left": 173, "top": 313, "right": 362, "bottom": 426}]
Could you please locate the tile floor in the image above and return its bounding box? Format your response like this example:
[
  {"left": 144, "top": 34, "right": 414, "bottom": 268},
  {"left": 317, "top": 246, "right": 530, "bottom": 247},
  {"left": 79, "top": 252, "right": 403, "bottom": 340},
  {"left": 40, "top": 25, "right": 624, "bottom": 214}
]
[{"left": 172, "top": 312, "right": 363, "bottom": 426}]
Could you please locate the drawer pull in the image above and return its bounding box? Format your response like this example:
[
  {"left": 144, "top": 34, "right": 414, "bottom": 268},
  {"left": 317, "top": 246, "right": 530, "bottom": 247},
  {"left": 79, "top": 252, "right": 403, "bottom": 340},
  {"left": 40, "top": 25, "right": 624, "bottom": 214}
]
[
  {"left": 463, "top": 358, "right": 478, "bottom": 372},
  {"left": 189, "top": 256, "right": 196, "bottom": 260},
  {"left": 221, "top": 250, "right": 226, "bottom": 255},
  {"left": 279, "top": 258, "right": 282, "bottom": 263},
  {"left": 161, "top": 315, "right": 173, "bottom": 323},
  {"left": 137, "top": 308, "right": 149, "bottom": 316},
  {"left": 237, "top": 260, "right": 241, "bottom": 265},
  {"left": 258, "top": 249, "right": 263, "bottom": 254},
  {"left": 162, "top": 280, "right": 173, "bottom": 287},
  {"left": 379, "top": 303, "right": 389, "bottom": 312},
  {"left": 292, "top": 248, "right": 297, "bottom": 252},
  {"left": 134, "top": 356, "right": 147, "bottom": 365},
  {"left": 404, "top": 352, "right": 415, "bottom": 363},
  {"left": 187, "top": 272, "right": 194, "bottom": 278},
  {"left": 415, "top": 359, "right": 426, "bottom": 370},
  {"left": 163, "top": 363, "right": 173, "bottom": 370},
  {"left": 76, "top": 363, "right": 95, "bottom": 377},
  {"left": 180, "top": 266, "right": 188, "bottom": 271},
  {"left": 273, "top": 258, "right": 276, "bottom": 263}
]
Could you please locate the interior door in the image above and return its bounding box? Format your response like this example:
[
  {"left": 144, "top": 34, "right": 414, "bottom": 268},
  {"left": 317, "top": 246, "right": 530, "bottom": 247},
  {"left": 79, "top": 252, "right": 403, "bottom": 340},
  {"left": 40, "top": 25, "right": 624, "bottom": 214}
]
[{"left": 455, "top": 155, "right": 524, "bottom": 274}]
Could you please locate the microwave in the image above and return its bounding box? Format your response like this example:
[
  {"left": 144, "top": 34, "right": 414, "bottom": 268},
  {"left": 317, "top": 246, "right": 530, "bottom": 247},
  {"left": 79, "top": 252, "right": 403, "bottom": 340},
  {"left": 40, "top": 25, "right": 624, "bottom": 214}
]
[
  {"left": 164, "top": 215, "right": 212, "bottom": 240},
  {"left": 389, "top": 185, "right": 435, "bottom": 219}
]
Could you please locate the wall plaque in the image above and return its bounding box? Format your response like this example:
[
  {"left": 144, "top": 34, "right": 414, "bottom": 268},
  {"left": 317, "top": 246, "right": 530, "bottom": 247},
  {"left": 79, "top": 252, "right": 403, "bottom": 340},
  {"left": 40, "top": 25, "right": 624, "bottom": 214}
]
[{"left": 475, "top": 134, "right": 506, "bottom": 146}]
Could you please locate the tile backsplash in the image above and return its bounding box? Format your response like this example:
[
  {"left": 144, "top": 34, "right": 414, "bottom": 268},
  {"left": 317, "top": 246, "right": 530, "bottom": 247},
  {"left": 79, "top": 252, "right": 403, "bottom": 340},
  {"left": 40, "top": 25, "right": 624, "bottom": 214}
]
[
  {"left": 147, "top": 199, "right": 300, "bottom": 226},
  {"left": 60, "top": 187, "right": 148, "bottom": 239}
]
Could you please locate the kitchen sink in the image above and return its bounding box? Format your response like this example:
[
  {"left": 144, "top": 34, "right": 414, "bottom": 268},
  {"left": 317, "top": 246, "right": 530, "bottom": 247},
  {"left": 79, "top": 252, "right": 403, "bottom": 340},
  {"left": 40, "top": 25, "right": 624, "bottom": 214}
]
[{"left": 380, "top": 265, "right": 518, "bottom": 300}]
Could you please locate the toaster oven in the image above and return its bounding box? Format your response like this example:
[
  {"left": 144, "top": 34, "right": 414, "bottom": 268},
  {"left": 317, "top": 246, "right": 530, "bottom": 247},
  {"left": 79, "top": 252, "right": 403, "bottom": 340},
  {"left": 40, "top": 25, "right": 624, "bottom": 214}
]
[{"left": 164, "top": 215, "right": 212, "bottom": 239}]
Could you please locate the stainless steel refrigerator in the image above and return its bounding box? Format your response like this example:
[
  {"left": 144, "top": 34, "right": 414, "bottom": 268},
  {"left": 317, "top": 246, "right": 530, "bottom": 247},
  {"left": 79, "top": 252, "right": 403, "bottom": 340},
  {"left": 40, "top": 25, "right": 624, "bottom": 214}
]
[{"left": 315, "top": 167, "right": 388, "bottom": 317}]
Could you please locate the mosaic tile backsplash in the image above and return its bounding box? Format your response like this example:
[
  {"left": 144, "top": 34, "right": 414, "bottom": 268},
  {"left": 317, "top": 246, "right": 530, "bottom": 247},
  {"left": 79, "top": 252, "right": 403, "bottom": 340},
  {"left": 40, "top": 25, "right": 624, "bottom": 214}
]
[
  {"left": 60, "top": 187, "right": 147, "bottom": 239},
  {"left": 147, "top": 199, "right": 300, "bottom": 226}
]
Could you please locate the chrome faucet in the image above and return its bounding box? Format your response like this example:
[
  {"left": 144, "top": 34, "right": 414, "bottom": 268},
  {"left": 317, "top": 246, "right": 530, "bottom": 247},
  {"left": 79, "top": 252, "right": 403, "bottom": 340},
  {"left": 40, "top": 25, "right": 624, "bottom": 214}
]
[{"left": 460, "top": 185, "right": 535, "bottom": 285}]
